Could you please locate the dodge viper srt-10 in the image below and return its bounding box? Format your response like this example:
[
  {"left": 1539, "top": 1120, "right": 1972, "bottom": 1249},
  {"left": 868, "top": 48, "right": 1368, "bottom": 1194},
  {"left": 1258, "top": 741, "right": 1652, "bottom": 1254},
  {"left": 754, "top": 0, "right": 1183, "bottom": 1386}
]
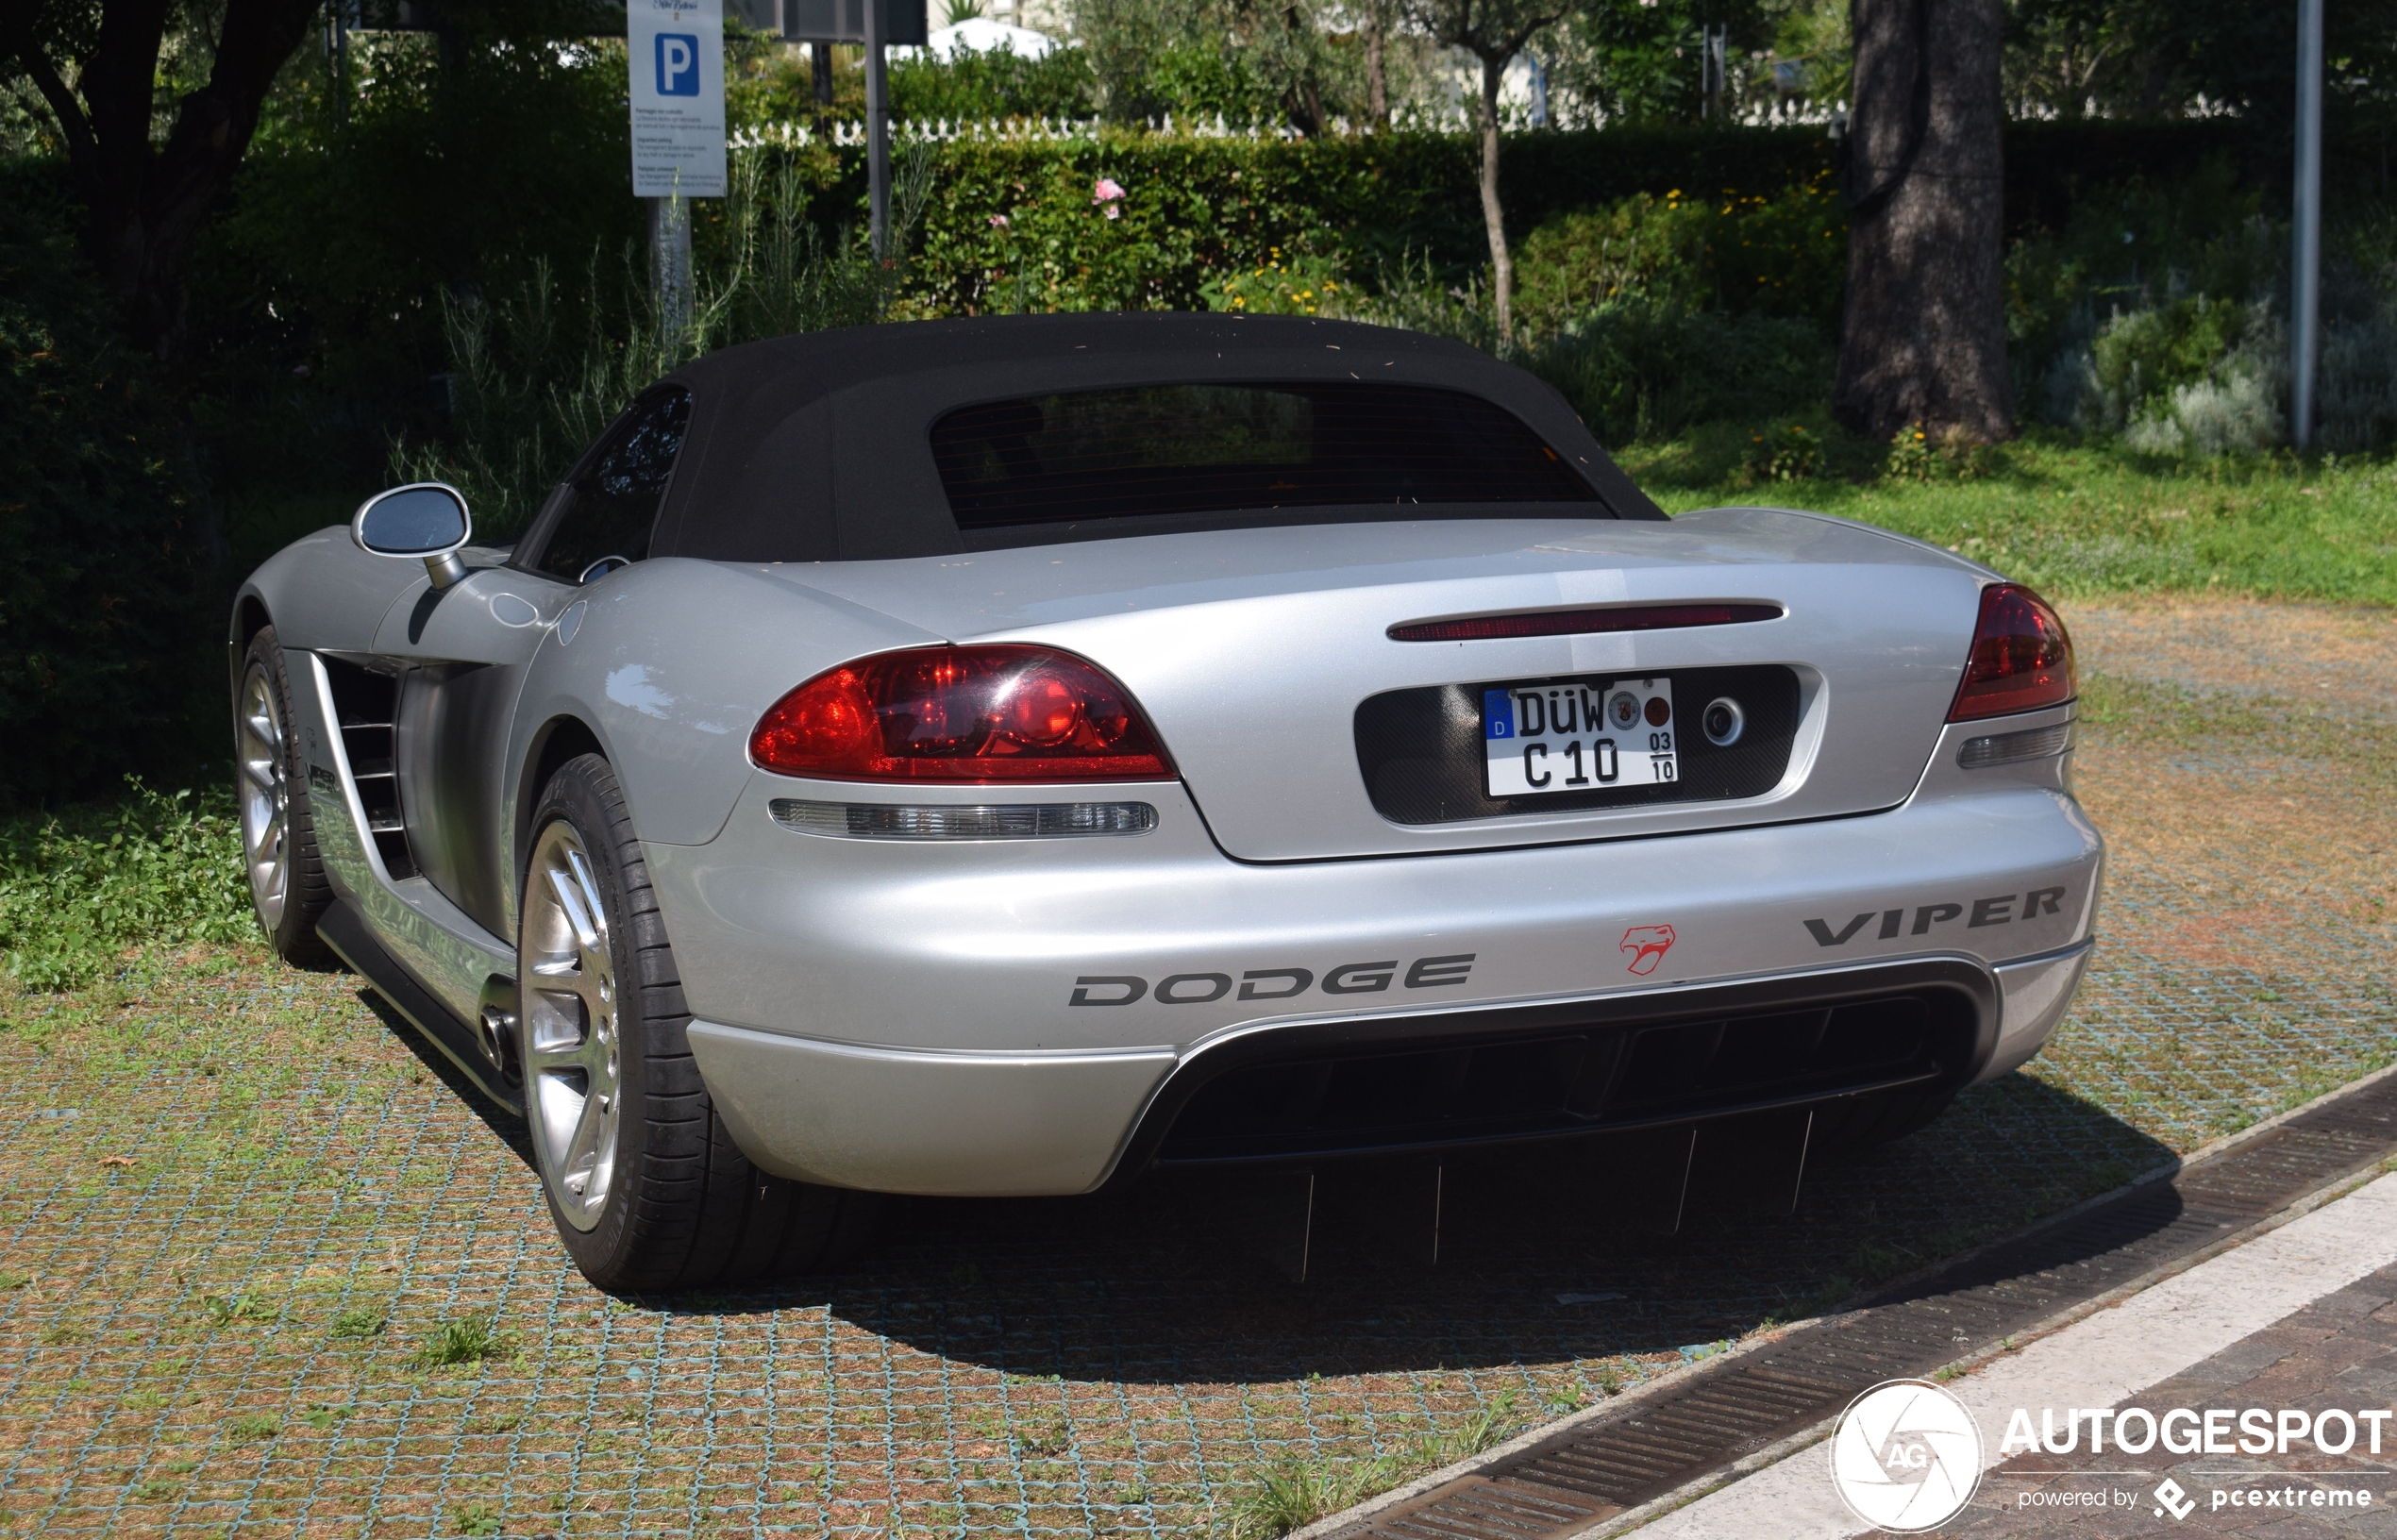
[{"left": 231, "top": 313, "right": 2100, "bottom": 1290}]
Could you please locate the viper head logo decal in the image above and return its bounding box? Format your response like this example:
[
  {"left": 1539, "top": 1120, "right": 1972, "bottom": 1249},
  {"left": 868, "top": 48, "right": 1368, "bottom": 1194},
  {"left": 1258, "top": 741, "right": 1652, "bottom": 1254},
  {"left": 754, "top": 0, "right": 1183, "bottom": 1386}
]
[{"left": 1620, "top": 924, "right": 1676, "bottom": 975}]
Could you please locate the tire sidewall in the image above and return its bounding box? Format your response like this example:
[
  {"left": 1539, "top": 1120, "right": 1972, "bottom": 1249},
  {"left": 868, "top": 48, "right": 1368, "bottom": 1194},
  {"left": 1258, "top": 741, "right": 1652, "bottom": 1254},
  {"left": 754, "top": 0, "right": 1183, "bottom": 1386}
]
[{"left": 522, "top": 758, "right": 659, "bottom": 1284}]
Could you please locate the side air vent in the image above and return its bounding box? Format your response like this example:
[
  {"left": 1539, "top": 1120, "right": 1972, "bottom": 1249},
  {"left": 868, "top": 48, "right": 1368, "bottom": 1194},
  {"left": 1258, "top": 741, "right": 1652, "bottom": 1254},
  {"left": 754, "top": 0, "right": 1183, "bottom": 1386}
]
[{"left": 322, "top": 658, "right": 418, "bottom": 879}]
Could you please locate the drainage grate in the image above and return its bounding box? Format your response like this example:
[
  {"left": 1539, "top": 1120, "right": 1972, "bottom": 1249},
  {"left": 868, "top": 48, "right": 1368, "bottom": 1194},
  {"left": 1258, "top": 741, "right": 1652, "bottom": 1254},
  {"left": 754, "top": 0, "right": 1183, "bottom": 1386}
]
[{"left": 1326, "top": 1071, "right": 2397, "bottom": 1540}]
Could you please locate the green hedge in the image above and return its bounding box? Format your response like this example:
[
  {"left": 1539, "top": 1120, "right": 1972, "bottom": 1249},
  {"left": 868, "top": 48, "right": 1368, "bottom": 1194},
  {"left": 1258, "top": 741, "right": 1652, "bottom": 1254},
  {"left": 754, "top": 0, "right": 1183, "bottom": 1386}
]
[
  {"left": 875, "top": 126, "right": 1835, "bottom": 314},
  {"left": 817, "top": 117, "right": 2378, "bottom": 320}
]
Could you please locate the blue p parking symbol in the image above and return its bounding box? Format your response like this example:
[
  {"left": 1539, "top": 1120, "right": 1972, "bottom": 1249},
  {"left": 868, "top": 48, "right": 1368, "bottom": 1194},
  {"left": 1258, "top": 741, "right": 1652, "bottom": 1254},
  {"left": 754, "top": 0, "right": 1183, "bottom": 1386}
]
[{"left": 655, "top": 33, "right": 700, "bottom": 95}]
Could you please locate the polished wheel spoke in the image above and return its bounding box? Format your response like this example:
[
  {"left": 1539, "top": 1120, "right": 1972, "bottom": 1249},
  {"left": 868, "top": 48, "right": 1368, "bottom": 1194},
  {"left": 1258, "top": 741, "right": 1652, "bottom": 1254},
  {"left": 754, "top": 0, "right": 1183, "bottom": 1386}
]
[
  {"left": 521, "top": 818, "right": 622, "bottom": 1231},
  {"left": 235, "top": 663, "right": 292, "bottom": 929}
]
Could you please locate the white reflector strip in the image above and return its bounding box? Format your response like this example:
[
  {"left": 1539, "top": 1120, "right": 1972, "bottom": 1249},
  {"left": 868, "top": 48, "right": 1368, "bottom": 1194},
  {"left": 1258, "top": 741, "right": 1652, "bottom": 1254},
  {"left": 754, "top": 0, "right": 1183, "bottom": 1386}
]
[
  {"left": 1956, "top": 721, "right": 2072, "bottom": 769},
  {"left": 769, "top": 799, "right": 1158, "bottom": 840}
]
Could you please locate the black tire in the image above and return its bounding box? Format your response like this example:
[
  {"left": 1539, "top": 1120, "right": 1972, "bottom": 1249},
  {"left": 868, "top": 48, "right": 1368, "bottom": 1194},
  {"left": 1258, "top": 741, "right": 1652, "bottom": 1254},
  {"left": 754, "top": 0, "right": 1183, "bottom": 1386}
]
[
  {"left": 235, "top": 627, "right": 336, "bottom": 969},
  {"left": 521, "top": 753, "right": 877, "bottom": 1292},
  {"left": 1809, "top": 1084, "right": 1957, "bottom": 1154}
]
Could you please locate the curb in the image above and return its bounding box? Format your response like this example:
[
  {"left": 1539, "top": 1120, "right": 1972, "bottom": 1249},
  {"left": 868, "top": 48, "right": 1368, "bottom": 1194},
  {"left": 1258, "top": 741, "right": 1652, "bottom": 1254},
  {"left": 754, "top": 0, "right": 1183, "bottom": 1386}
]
[{"left": 1292, "top": 1056, "right": 2397, "bottom": 1540}]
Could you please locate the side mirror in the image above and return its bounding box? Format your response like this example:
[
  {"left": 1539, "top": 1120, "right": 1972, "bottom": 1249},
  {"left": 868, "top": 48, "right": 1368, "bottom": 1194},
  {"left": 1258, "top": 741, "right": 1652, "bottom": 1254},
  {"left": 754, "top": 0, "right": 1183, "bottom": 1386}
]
[{"left": 352, "top": 483, "right": 474, "bottom": 590}]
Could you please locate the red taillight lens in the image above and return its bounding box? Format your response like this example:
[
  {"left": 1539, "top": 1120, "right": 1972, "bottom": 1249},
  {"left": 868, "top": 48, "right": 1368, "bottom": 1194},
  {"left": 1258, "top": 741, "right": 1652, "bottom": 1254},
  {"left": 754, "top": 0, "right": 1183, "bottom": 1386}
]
[
  {"left": 1949, "top": 584, "right": 2074, "bottom": 722},
  {"left": 749, "top": 645, "right": 1175, "bottom": 782}
]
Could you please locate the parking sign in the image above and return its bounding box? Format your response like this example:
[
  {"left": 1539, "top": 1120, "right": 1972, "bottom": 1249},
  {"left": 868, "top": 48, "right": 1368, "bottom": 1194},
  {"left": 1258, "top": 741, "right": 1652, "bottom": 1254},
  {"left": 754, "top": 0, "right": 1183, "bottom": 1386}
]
[
  {"left": 655, "top": 33, "right": 700, "bottom": 94},
  {"left": 628, "top": 0, "right": 725, "bottom": 196}
]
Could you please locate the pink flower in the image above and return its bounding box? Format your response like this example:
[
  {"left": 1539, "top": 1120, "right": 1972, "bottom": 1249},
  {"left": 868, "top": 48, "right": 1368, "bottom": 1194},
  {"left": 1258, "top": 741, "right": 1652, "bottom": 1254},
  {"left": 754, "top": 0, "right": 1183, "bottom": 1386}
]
[
  {"left": 1104, "top": 205, "right": 1120, "bottom": 220},
  {"left": 988, "top": 213, "right": 1011, "bottom": 228},
  {"left": 1092, "top": 176, "right": 1126, "bottom": 204}
]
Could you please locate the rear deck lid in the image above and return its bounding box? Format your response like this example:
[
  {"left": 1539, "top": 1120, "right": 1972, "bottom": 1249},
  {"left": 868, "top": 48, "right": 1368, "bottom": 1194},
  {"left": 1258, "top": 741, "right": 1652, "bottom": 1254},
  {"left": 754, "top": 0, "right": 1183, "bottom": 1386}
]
[{"left": 759, "top": 509, "right": 1991, "bottom": 861}]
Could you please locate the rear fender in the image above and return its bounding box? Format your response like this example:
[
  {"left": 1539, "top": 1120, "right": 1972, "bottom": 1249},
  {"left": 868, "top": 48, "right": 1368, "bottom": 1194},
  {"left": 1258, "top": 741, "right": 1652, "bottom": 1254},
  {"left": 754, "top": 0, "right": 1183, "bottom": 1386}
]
[{"left": 503, "top": 555, "right": 943, "bottom": 862}]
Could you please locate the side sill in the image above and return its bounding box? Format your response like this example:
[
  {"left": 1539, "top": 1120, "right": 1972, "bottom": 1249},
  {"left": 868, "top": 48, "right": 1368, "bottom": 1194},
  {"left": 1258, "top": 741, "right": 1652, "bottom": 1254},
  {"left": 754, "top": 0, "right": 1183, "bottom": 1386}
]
[{"left": 320, "top": 899, "right": 524, "bottom": 1117}]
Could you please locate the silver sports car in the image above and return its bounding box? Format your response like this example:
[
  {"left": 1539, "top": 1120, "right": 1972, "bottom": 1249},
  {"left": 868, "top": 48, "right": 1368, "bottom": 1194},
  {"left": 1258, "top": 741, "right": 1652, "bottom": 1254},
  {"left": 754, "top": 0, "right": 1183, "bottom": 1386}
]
[{"left": 231, "top": 313, "right": 2100, "bottom": 1291}]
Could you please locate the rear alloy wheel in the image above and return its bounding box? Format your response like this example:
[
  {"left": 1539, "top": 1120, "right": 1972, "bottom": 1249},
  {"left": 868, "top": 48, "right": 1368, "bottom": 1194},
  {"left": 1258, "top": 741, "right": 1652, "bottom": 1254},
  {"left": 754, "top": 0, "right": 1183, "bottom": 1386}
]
[
  {"left": 520, "top": 754, "right": 876, "bottom": 1290},
  {"left": 522, "top": 819, "right": 626, "bottom": 1230},
  {"left": 235, "top": 627, "right": 334, "bottom": 967}
]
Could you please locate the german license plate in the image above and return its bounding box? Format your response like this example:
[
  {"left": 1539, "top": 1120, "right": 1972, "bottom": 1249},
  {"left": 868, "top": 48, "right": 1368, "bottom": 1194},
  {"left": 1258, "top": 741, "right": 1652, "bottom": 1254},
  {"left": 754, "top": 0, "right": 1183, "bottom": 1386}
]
[{"left": 1483, "top": 677, "right": 1678, "bottom": 797}]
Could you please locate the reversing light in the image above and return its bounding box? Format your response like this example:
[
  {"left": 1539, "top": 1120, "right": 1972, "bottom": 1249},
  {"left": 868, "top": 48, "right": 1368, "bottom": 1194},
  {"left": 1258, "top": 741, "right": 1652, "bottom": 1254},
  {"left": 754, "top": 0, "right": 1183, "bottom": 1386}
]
[
  {"left": 749, "top": 644, "right": 1175, "bottom": 782},
  {"left": 770, "top": 799, "right": 1158, "bottom": 839},
  {"left": 1957, "top": 722, "right": 2072, "bottom": 769},
  {"left": 1948, "top": 584, "right": 2074, "bottom": 722}
]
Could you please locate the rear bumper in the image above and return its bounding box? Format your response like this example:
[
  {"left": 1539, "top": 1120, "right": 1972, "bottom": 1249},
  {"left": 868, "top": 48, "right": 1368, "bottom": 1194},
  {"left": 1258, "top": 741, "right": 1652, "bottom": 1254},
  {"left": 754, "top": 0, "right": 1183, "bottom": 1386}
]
[
  {"left": 662, "top": 747, "right": 2101, "bottom": 1197},
  {"left": 687, "top": 940, "right": 2092, "bottom": 1197}
]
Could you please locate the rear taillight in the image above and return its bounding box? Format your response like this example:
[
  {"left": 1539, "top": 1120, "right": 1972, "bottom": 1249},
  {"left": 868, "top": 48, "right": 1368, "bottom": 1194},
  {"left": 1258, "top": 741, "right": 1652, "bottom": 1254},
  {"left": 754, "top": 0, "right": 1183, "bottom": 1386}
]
[
  {"left": 749, "top": 644, "right": 1175, "bottom": 782},
  {"left": 1948, "top": 584, "right": 2074, "bottom": 722}
]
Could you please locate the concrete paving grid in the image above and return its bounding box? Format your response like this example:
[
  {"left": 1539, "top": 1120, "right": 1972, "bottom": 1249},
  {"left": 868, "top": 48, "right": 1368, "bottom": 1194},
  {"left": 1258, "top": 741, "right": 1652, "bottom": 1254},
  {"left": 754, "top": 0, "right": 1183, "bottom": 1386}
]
[{"left": 0, "top": 598, "right": 2390, "bottom": 1538}]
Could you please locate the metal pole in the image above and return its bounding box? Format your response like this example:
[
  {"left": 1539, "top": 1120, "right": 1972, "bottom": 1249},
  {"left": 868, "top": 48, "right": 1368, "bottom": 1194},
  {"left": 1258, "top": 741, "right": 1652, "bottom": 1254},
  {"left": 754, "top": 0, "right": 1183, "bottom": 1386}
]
[
  {"left": 2293, "top": 0, "right": 2323, "bottom": 449},
  {"left": 865, "top": 0, "right": 890, "bottom": 259},
  {"left": 812, "top": 42, "right": 834, "bottom": 108},
  {"left": 332, "top": 4, "right": 349, "bottom": 128},
  {"left": 650, "top": 192, "right": 693, "bottom": 344},
  {"left": 1703, "top": 25, "right": 1726, "bottom": 120}
]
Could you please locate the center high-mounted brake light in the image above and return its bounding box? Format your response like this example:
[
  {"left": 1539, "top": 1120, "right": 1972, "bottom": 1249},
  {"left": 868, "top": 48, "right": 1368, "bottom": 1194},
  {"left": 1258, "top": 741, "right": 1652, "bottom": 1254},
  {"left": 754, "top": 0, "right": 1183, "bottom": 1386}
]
[
  {"left": 748, "top": 644, "right": 1175, "bottom": 782},
  {"left": 1386, "top": 603, "right": 1782, "bottom": 643},
  {"left": 1948, "top": 584, "right": 2074, "bottom": 721}
]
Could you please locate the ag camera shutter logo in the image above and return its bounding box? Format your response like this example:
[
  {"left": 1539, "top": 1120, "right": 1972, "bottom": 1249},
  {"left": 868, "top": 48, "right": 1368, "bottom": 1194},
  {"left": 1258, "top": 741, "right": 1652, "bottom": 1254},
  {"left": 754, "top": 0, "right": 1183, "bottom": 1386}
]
[
  {"left": 1829, "top": 1379, "right": 1984, "bottom": 1532},
  {"left": 655, "top": 33, "right": 700, "bottom": 95}
]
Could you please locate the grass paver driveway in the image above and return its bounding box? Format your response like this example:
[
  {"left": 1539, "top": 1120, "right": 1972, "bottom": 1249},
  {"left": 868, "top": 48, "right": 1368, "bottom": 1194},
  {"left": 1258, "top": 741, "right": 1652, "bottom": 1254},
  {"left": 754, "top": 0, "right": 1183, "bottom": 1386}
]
[{"left": 0, "top": 597, "right": 2391, "bottom": 1539}]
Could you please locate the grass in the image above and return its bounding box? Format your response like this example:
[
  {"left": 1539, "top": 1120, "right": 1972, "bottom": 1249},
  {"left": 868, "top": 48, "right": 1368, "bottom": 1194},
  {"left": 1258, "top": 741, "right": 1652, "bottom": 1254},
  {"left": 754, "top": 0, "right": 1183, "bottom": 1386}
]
[
  {"left": 200, "top": 1293, "right": 281, "bottom": 1327},
  {"left": 2079, "top": 671, "right": 2397, "bottom": 793},
  {"left": 0, "top": 781, "right": 253, "bottom": 992},
  {"left": 1221, "top": 1396, "right": 1528, "bottom": 1539},
  {"left": 412, "top": 1317, "right": 512, "bottom": 1369},
  {"left": 1623, "top": 427, "right": 2397, "bottom": 608},
  {"left": 449, "top": 1499, "right": 504, "bottom": 1536}
]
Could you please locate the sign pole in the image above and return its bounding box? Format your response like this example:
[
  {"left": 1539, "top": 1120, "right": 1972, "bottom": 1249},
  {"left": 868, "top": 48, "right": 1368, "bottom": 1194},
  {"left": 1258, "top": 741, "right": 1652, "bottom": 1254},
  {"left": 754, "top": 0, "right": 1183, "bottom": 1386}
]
[
  {"left": 628, "top": 0, "right": 727, "bottom": 349},
  {"left": 2292, "top": 0, "right": 2323, "bottom": 449},
  {"left": 650, "top": 192, "right": 693, "bottom": 341},
  {"left": 865, "top": 0, "right": 891, "bottom": 259}
]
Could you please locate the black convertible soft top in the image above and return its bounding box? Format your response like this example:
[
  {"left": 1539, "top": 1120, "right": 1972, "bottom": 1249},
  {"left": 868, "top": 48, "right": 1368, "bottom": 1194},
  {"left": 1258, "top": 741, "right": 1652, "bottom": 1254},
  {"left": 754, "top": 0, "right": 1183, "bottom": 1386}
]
[{"left": 643, "top": 312, "right": 1665, "bottom": 563}]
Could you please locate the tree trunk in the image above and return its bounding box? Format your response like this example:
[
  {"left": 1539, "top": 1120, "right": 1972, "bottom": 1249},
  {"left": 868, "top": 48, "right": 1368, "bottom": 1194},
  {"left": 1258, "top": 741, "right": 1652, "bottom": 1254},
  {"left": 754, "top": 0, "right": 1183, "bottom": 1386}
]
[
  {"left": 1365, "top": 5, "right": 1389, "bottom": 126},
  {"left": 1479, "top": 53, "right": 1514, "bottom": 343},
  {"left": 1833, "top": 0, "right": 2012, "bottom": 443},
  {"left": 16, "top": 0, "right": 320, "bottom": 360}
]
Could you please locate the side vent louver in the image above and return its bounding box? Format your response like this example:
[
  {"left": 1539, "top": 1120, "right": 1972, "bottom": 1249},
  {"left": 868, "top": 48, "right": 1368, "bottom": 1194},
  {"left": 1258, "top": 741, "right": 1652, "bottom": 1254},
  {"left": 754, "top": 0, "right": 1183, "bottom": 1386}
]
[{"left": 322, "top": 658, "right": 419, "bottom": 880}]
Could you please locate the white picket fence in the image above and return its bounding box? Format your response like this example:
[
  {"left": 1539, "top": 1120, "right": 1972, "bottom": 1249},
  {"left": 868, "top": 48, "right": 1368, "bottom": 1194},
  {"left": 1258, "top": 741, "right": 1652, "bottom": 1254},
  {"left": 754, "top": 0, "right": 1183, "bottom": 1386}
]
[{"left": 728, "top": 97, "right": 1849, "bottom": 151}]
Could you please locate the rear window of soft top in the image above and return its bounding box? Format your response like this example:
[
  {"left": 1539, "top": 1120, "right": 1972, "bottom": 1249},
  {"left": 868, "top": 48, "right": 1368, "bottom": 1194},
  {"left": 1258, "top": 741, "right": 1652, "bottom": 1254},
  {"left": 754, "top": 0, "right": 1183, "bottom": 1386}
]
[{"left": 930, "top": 381, "right": 1599, "bottom": 528}]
